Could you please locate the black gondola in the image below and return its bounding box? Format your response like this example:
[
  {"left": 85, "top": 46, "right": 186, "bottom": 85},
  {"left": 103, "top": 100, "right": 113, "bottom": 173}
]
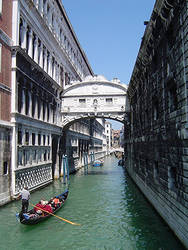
[{"left": 17, "top": 189, "right": 69, "bottom": 225}]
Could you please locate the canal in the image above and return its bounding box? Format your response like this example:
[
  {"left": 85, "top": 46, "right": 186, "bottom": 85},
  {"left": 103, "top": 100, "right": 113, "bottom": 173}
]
[{"left": 0, "top": 156, "right": 185, "bottom": 250}]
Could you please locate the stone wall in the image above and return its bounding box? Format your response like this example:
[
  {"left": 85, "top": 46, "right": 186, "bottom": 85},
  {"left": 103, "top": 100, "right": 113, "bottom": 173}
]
[{"left": 126, "top": 0, "right": 188, "bottom": 248}]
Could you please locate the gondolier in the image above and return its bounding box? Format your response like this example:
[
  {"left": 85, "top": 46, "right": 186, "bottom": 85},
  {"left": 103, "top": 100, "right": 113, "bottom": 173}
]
[{"left": 20, "top": 186, "right": 30, "bottom": 213}]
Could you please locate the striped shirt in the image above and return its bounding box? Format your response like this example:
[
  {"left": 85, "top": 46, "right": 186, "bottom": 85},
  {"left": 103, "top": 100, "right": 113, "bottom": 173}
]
[{"left": 20, "top": 189, "right": 30, "bottom": 200}]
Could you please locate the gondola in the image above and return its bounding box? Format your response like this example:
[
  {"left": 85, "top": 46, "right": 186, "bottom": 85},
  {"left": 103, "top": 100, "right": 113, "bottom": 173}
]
[
  {"left": 93, "top": 160, "right": 103, "bottom": 167},
  {"left": 17, "top": 189, "right": 69, "bottom": 225}
]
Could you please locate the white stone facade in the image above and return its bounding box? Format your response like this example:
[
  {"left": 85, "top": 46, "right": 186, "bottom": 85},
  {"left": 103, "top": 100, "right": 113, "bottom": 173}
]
[
  {"left": 10, "top": 0, "right": 93, "bottom": 196},
  {"left": 0, "top": 0, "right": 126, "bottom": 203},
  {"left": 61, "top": 75, "right": 128, "bottom": 126},
  {"left": 66, "top": 118, "right": 107, "bottom": 171}
]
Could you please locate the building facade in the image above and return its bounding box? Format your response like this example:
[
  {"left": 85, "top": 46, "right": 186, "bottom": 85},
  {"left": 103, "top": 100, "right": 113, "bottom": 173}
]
[
  {"left": 125, "top": 0, "right": 188, "bottom": 247},
  {"left": 65, "top": 118, "right": 107, "bottom": 172},
  {"left": 111, "top": 129, "right": 120, "bottom": 148},
  {"left": 0, "top": 0, "right": 13, "bottom": 205},
  {"left": 105, "top": 121, "right": 112, "bottom": 153},
  {"left": 9, "top": 0, "right": 93, "bottom": 199},
  {"left": 119, "top": 125, "right": 124, "bottom": 148}
]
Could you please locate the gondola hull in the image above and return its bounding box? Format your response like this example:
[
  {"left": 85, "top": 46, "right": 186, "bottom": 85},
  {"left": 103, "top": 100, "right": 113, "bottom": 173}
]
[{"left": 18, "top": 189, "right": 69, "bottom": 225}]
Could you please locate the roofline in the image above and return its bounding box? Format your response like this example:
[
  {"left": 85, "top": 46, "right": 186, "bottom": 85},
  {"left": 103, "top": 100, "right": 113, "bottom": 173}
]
[{"left": 55, "top": 0, "right": 94, "bottom": 76}]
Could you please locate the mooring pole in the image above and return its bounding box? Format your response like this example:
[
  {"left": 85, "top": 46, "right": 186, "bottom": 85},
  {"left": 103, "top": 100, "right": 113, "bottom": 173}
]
[
  {"left": 83, "top": 152, "right": 86, "bottom": 165},
  {"left": 62, "top": 155, "right": 66, "bottom": 183},
  {"left": 65, "top": 155, "right": 69, "bottom": 182},
  {"left": 90, "top": 152, "right": 92, "bottom": 163},
  {"left": 86, "top": 153, "right": 88, "bottom": 166}
]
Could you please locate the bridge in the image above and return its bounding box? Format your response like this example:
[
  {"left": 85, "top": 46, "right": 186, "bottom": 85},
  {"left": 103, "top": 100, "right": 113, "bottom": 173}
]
[{"left": 60, "top": 75, "right": 129, "bottom": 127}]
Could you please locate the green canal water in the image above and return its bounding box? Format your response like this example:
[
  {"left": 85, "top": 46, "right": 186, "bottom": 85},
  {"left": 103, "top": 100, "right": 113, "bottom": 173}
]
[{"left": 0, "top": 156, "right": 185, "bottom": 250}]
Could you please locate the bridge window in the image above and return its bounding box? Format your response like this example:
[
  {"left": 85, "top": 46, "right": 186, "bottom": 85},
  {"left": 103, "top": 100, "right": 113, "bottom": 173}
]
[
  {"left": 106, "top": 98, "right": 112, "bottom": 103},
  {"left": 79, "top": 99, "right": 86, "bottom": 104},
  {"left": 93, "top": 99, "right": 98, "bottom": 105}
]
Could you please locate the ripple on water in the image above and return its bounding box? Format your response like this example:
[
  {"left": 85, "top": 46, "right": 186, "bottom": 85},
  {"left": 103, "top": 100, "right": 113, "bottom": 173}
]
[{"left": 0, "top": 156, "right": 186, "bottom": 250}]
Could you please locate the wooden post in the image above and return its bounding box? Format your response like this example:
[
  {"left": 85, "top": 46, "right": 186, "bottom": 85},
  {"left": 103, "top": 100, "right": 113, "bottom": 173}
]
[
  {"left": 86, "top": 153, "right": 88, "bottom": 166},
  {"left": 63, "top": 155, "right": 66, "bottom": 184},
  {"left": 65, "top": 155, "right": 69, "bottom": 182}
]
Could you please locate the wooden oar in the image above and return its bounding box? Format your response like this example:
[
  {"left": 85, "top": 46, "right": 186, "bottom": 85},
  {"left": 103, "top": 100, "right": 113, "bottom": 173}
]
[{"left": 31, "top": 204, "right": 80, "bottom": 226}]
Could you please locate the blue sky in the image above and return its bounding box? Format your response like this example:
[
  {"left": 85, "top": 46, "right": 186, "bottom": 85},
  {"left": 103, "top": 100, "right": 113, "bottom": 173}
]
[{"left": 62, "top": 0, "right": 156, "bottom": 129}]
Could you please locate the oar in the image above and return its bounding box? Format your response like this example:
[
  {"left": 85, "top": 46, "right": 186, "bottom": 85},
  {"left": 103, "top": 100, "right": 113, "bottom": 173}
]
[{"left": 31, "top": 204, "right": 80, "bottom": 226}]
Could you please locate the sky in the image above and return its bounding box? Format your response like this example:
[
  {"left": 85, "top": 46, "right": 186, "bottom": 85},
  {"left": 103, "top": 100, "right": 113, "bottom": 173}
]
[{"left": 62, "top": 0, "right": 156, "bottom": 129}]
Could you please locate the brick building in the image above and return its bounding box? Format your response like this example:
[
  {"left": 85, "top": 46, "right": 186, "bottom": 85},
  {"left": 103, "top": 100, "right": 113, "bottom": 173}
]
[{"left": 0, "top": 0, "right": 12, "bottom": 205}]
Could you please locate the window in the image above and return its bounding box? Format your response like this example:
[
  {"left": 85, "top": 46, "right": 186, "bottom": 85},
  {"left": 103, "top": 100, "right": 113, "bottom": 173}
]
[
  {"left": 168, "top": 167, "right": 177, "bottom": 191},
  {"left": 32, "top": 133, "right": 35, "bottom": 145},
  {"left": 33, "top": 150, "right": 37, "bottom": 162},
  {"left": 92, "top": 99, "right": 97, "bottom": 105},
  {"left": 43, "top": 102, "right": 46, "bottom": 120},
  {"left": 169, "top": 86, "right": 177, "bottom": 112},
  {"left": 47, "top": 104, "right": 49, "bottom": 121},
  {"left": 18, "top": 130, "right": 22, "bottom": 145},
  {"left": 38, "top": 134, "right": 41, "bottom": 145},
  {"left": 106, "top": 98, "right": 112, "bottom": 103},
  {"left": 153, "top": 98, "right": 159, "bottom": 121},
  {"left": 43, "top": 135, "right": 46, "bottom": 145},
  {"left": 31, "top": 94, "right": 35, "bottom": 117},
  {"left": 25, "top": 131, "right": 29, "bottom": 145},
  {"left": 79, "top": 99, "right": 86, "bottom": 104},
  {"left": 154, "top": 161, "right": 159, "bottom": 184},
  {"left": 44, "top": 150, "right": 47, "bottom": 161},
  {"left": 3, "top": 162, "right": 8, "bottom": 175},
  {"left": 60, "top": 67, "right": 64, "bottom": 87},
  {"left": 25, "top": 89, "right": 29, "bottom": 115},
  {"left": 167, "top": 79, "right": 178, "bottom": 112}
]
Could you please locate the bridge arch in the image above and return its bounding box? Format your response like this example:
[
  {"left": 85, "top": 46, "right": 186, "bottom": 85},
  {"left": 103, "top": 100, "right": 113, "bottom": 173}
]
[
  {"left": 62, "top": 116, "right": 125, "bottom": 132},
  {"left": 61, "top": 75, "right": 129, "bottom": 127}
]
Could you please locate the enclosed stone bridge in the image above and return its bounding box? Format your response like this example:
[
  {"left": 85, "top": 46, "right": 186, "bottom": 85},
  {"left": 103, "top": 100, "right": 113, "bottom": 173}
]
[{"left": 60, "top": 75, "right": 129, "bottom": 127}]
